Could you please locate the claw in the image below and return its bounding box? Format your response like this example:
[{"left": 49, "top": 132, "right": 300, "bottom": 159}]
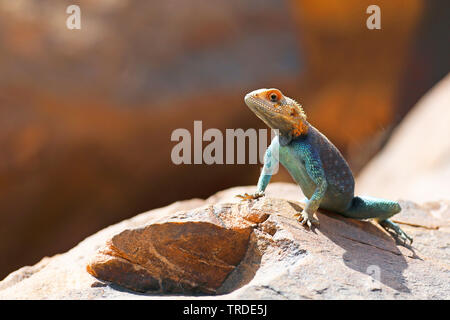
[
  {"left": 379, "top": 219, "right": 413, "bottom": 246},
  {"left": 295, "top": 210, "right": 319, "bottom": 228},
  {"left": 235, "top": 191, "right": 264, "bottom": 201},
  {"left": 397, "top": 230, "right": 413, "bottom": 245}
]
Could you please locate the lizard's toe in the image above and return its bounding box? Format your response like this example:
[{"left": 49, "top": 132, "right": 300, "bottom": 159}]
[
  {"left": 399, "top": 232, "right": 413, "bottom": 246},
  {"left": 400, "top": 231, "right": 413, "bottom": 245},
  {"left": 235, "top": 192, "right": 265, "bottom": 201},
  {"left": 379, "top": 219, "right": 413, "bottom": 246},
  {"left": 296, "top": 211, "right": 319, "bottom": 228}
]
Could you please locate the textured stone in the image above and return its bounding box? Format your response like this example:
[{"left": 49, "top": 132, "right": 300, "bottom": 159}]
[
  {"left": 1, "top": 183, "right": 449, "bottom": 299},
  {"left": 87, "top": 204, "right": 268, "bottom": 294}
]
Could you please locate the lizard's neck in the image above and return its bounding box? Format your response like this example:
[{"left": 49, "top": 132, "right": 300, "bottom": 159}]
[
  {"left": 291, "top": 119, "right": 309, "bottom": 137},
  {"left": 278, "top": 119, "right": 309, "bottom": 146}
]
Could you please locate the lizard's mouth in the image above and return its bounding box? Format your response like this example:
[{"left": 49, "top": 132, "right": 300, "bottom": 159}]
[
  {"left": 244, "top": 94, "right": 275, "bottom": 122},
  {"left": 244, "top": 94, "right": 269, "bottom": 111}
]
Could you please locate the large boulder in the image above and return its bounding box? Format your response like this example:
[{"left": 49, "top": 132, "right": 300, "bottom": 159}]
[
  {"left": 357, "top": 73, "right": 450, "bottom": 202},
  {"left": 1, "top": 183, "right": 448, "bottom": 299}
]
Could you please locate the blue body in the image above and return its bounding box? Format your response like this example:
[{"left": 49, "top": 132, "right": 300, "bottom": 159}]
[{"left": 257, "top": 123, "right": 401, "bottom": 221}]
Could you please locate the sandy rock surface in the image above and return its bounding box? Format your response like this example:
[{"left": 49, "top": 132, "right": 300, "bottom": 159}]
[{"left": 1, "top": 183, "right": 448, "bottom": 299}]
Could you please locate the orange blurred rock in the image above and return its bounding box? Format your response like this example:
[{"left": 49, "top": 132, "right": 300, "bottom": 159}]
[
  {"left": 0, "top": 0, "right": 301, "bottom": 279},
  {"left": 288, "top": 0, "right": 423, "bottom": 170}
]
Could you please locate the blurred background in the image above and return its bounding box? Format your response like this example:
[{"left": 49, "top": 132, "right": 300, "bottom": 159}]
[{"left": 0, "top": 0, "right": 449, "bottom": 279}]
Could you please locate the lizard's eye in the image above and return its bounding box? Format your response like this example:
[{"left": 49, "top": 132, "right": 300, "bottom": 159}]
[{"left": 269, "top": 92, "right": 279, "bottom": 102}]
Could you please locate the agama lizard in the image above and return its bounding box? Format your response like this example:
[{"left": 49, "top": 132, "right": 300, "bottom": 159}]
[{"left": 237, "top": 88, "right": 412, "bottom": 244}]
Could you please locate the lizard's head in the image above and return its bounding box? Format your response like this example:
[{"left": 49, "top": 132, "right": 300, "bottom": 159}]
[{"left": 244, "top": 88, "right": 308, "bottom": 138}]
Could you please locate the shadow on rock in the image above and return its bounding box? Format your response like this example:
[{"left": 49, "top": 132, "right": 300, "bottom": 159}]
[{"left": 288, "top": 201, "right": 411, "bottom": 293}]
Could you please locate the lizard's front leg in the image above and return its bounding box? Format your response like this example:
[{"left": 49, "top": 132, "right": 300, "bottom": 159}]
[
  {"left": 237, "top": 140, "right": 278, "bottom": 201},
  {"left": 236, "top": 164, "right": 271, "bottom": 200},
  {"left": 294, "top": 180, "right": 327, "bottom": 228},
  {"left": 294, "top": 145, "right": 327, "bottom": 228}
]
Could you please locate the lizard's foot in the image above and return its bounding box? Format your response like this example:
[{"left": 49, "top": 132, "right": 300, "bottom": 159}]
[
  {"left": 235, "top": 191, "right": 265, "bottom": 201},
  {"left": 294, "top": 210, "right": 319, "bottom": 229},
  {"left": 379, "top": 219, "right": 413, "bottom": 245}
]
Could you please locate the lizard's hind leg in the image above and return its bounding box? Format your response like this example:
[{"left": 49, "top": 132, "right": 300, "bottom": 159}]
[
  {"left": 340, "top": 196, "right": 412, "bottom": 244},
  {"left": 341, "top": 196, "right": 401, "bottom": 220}
]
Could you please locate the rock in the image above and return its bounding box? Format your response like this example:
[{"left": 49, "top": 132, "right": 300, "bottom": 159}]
[
  {"left": 86, "top": 203, "right": 268, "bottom": 294},
  {"left": 357, "top": 74, "right": 450, "bottom": 202},
  {"left": 1, "top": 183, "right": 449, "bottom": 299}
]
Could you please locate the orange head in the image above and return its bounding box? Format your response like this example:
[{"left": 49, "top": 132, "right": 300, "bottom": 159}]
[{"left": 244, "top": 88, "right": 308, "bottom": 139}]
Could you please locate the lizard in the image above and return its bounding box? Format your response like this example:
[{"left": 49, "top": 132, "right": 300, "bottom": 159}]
[{"left": 237, "top": 88, "right": 412, "bottom": 244}]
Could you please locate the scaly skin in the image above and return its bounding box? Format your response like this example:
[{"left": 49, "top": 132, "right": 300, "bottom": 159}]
[{"left": 237, "top": 88, "right": 412, "bottom": 244}]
